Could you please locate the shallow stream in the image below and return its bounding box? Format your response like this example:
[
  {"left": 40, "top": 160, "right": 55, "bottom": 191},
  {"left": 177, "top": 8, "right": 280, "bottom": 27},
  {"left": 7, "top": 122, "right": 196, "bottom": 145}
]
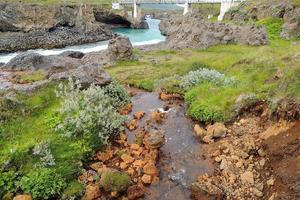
[{"left": 128, "top": 90, "right": 213, "bottom": 199}]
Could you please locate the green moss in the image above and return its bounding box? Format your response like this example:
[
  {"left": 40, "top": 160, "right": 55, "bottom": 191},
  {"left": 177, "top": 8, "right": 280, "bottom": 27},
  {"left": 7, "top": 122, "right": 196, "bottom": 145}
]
[
  {"left": 100, "top": 170, "right": 131, "bottom": 192},
  {"left": 257, "top": 17, "right": 283, "bottom": 40},
  {"left": 62, "top": 181, "right": 85, "bottom": 199}
]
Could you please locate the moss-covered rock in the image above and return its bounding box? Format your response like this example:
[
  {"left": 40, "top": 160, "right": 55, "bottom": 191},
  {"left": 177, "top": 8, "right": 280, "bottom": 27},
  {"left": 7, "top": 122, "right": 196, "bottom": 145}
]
[{"left": 99, "top": 169, "right": 131, "bottom": 193}]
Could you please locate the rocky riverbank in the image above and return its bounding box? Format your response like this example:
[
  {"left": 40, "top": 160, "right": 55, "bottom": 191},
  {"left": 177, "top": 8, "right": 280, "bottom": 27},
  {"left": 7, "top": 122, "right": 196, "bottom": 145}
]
[
  {"left": 0, "top": 36, "right": 133, "bottom": 91},
  {"left": 0, "top": 3, "right": 147, "bottom": 53}
]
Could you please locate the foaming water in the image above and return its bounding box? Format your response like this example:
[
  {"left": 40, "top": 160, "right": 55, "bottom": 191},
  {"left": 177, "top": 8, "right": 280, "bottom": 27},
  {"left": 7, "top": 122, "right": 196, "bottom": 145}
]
[{"left": 0, "top": 18, "right": 165, "bottom": 64}]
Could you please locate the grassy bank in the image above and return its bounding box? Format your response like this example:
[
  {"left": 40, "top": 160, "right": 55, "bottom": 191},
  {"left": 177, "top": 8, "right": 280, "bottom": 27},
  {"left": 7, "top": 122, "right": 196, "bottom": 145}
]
[
  {"left": 0, "top": 80, "right": 130, "bottom": 199},
  {"left": 107, "top": 20, "right": 300, "bottom": 122}
]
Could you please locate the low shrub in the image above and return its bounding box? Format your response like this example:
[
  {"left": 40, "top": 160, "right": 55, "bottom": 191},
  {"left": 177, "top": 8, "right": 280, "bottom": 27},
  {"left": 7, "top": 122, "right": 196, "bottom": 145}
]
[
  {"left": 180, "top": 68, "right": 235, "bottom": 89},
  {"left": 56, "top": 79, "right": 126, "bottom": 148},
  {"left": 19, "top": 168, "right": 66, "bottom": 199},
  {"left": 0, "top": 170, "right": 18, "bottom": 198},
  {"left": 103, "top": 79, "right": 131, "bottom": 108},
  {"left": 32, "top": 141, "right": 55, "bottom": 167}
]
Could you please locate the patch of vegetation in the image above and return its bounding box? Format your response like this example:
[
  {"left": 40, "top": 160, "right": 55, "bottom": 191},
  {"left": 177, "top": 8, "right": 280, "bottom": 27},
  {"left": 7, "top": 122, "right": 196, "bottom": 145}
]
[
  {"left": 0, "top": 79, "right": 130, "bottom": 199},
  {"left": 108, "top": 39, "right": 300, "bottom": 122},
  {"left": 100, "top": 170, "right": 131, "bottom": 192},
  {"left": 19, "top": 168, "right": 66, "bottom": 199},
  {"left": 257, "top": 17, "right": 283, "bottom": 40},
  {"left": 11, "top": 70, "right": 48, "bottom": 84}
]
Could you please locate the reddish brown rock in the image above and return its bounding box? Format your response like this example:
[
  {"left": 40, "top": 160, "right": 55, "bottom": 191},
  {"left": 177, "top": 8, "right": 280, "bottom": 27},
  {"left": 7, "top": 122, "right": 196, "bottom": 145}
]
[
  {"left": 133, "top": 111, "right": 145, "bottom": 120},
  {"left": 13, "top": 195, "right": 32, "bottom": 200},
  {"left": 143, "top": 163, "right": 159, "bottom": 177},
  {"left": 121, "top": 154, "right": 135, "bottom": 164},
  {"left": 141, "top": 174, "right": 152, "bottom": 184},
  {"left": 84, "top": 185, "right": 101, "bottom": 200},
  {"left": 119, "top": 103, "right": 133, "bottom": 115},
  {"left": 127, "top": 119, "right": 139, "bottom": 131},
  {"left": 127, "top": 185, "right": 145, "bottom": 200}
]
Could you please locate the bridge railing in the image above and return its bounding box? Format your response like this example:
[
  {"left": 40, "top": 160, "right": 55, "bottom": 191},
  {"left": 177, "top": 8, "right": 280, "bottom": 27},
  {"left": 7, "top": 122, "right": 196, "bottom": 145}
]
[{"left": 118, "top": 0, "right": 243, "bottom": 4}]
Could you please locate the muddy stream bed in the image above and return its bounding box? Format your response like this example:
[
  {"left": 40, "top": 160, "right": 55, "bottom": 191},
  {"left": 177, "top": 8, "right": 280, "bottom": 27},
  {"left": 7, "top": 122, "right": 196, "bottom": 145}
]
[{"left": 126, "top": 90, "right": 213, "bottom": 199}]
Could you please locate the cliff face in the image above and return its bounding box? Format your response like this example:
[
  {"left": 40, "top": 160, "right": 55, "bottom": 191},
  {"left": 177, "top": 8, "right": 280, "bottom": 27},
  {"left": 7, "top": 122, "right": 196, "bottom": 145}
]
[
  {"left": 224, "top": 0, "right": 300, "bottom": 39},
  {"left": 159, "top": 14, "right": 268, "bottom": 49},
  {"left": 0, "top": 3, "right": 137, "bottom": 53}
]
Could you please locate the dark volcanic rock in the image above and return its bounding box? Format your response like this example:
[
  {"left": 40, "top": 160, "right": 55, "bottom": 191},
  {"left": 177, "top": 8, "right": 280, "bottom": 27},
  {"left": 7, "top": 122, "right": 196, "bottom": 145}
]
[
  {"left": 159, "top": 14, "right": 268, "bottom": 49},
  {"left": 59, "top": 51, "right": 85, "bottom": 59},
  {"left": 3, "top": 52, "right": 81, "bottom": 71},
  {"left": 3, "top": 52, "right": 44, "bottom": 70},
  {"left": 107, "top": 36, "right": 134, "bottom": 60},
  {"left": 0, "top": 3, "right": 113, "bottom": 53},
  {"left": 282, "top": 7, "right": 300, "bottom": 39},
  {"left": 50, "top": 63, "right": 111, "bottom": 88}
]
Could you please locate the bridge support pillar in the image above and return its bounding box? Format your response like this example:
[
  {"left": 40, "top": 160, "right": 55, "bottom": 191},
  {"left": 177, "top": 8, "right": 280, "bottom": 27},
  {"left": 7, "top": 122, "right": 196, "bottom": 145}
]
[
  {"left": 183, "top": 2, "right": 191, "bottom": 15},
  {"left": 133, "top": 0, "right": 141, "bottom": 18},
  {"left": 218, "top": 1, "right": 238, "bottom": 21}
]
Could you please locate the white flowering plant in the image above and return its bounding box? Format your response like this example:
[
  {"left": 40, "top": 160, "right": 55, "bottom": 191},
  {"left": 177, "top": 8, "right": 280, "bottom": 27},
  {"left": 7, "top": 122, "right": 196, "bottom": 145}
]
[
  {"left": 180, "top": 68, "right": 235, "bottom": 89},
  {"left": 56, "top": 79, "right": 126, "bottom": 148}
]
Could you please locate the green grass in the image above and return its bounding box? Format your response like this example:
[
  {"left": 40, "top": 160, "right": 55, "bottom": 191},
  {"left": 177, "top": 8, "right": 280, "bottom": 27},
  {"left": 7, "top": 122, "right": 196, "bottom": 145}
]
[
  {"left": 0, "top": 83, "right": 93, "bottom": 197},
  {"left": 107, "top": 37, "right": 300, "bottom": 122}
]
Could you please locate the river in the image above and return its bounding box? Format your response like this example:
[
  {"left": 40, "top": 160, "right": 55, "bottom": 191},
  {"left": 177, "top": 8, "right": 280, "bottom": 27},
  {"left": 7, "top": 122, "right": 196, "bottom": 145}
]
[{"left": 0, "top": 18, "right": 165, "bottom": 64}]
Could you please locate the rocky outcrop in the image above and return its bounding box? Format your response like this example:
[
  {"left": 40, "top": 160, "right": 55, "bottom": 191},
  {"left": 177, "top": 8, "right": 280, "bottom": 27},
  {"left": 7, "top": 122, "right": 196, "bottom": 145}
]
[
  {"left": 82, "top": 36, "right": 134, "bottom": 67},
  {"left": 0, "top": 3, "right": 125, "bottom": 53},
  {"left": 224, "top": 0, "right": 300, "bottom": 39},
  {"left": 159, "top": 14, "right": 268, "bottom": 49},
  {"left": 107, "top": 36, "right": 134, "bottom": 60},
  {"left": 3, "top": 52, "right": 81, "bottom": 71}
]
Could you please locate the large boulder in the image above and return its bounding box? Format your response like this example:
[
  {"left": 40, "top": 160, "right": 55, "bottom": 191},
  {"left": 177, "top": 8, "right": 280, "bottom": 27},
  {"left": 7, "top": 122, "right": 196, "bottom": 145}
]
[
  {"left": 130, "top": 17, "right": 149, "bottom": 29},
  {"left": 3, "top": 52, "right": 81, "bottom": 71},
  {"left": 50, "top": 63, "right": 111, "bottom": 88},
  {"left": 160, "top": 14, "right": 268, "bottom": 49},
  {"left": 282, "top": 7, "right": 300, "bottom": 39},
  {"left": 107, "top": 36, "right": 134, "bottom": 60}
]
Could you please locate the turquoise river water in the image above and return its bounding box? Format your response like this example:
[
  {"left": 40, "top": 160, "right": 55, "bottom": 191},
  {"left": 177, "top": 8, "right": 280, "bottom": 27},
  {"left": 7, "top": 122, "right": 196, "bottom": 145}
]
[{"left": 0, "top": 18, "right": 165, "bottom": 63}]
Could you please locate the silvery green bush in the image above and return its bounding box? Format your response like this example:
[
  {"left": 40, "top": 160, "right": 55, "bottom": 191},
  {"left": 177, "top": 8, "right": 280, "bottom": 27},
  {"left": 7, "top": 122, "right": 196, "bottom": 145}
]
[
  {"left": 180, "top": 68, "right": 235, "bottom": 89},
  {"left": 56, "top": 79, "right": 126, "bottom": 147},
  {"left": 32, "top": 141, "right": 55, "bottom": 167},
  {"left": 103, "top": 79, "right": 131, "bottom": 108}
]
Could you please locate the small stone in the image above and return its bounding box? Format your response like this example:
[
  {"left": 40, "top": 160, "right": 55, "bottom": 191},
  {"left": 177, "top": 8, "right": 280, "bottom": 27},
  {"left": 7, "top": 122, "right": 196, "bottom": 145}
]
[
  {"left": 240, "top": 171, "right": 254, "bottom": 185},
  {"left": 127, "top": 167, "right": 135, "bottom": 176},
  {"left": 127, "top": 185, "right": 145, "bottom": 200},
  {"left": 133, "top": 160, "right": 145, "bottom": 168},
  {"left": 121, "top": 154, "right": 135, "bottom": 164},
  {"left": 219, "top": 159, "right": 228, "bottom": 170},
  {"left": 259, "top": 158, "right": 266, "bottom": 167},
  {"left": 194, "top": 124, "right": 206, "bottom": 139},
  {"left": 127, "top": 119, "right": 138, "bottom": 131},
  {"left": 120, "top": 162, "right": 128, "bottom": 170},
  {"left": 141, "top": 174, "right": 152, "bottom": 184},
  {"left": 13, "top": 195, "right": 32, "bottom": 200},
  {"left": 267, "top": 178, "right": 275, "bottom": 186},
  {"left": 144, "top": 130, "right": 165, "bottom": 149},
  {"left": 215, "top": 156, "right": 222, "bottom": 163},
  {"left": 133, "top": 111, "right": 145, "bottom": 120},
  {"left": 119, "top": 103, "right": 133, "bottom": 115},
  {"left": 258, "top": 148, "right": 266, "bottom": 157},
  {"left": 130, "top": 144, "right": 140, "bottom": 150},
  {"left": 84, "top": 185, "right": 101, "bottom": 200},
  {"left": 143, "top": 163, "right": 159, "bottom": 176},
  {"left": 252, "top": 188, "right": 263, "bottom": 197},
  {"left": 207, "top": 122, "right": 227, "bottom": 139},
  {"left": 97, "top": 149, "right": 113, "bottom": 162}
]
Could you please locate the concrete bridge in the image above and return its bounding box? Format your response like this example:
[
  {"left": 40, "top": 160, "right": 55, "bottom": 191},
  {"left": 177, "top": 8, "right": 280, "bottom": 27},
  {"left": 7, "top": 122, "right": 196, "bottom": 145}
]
[{"left": 113, "top": 0, "right": 244, "bottom": 20}]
